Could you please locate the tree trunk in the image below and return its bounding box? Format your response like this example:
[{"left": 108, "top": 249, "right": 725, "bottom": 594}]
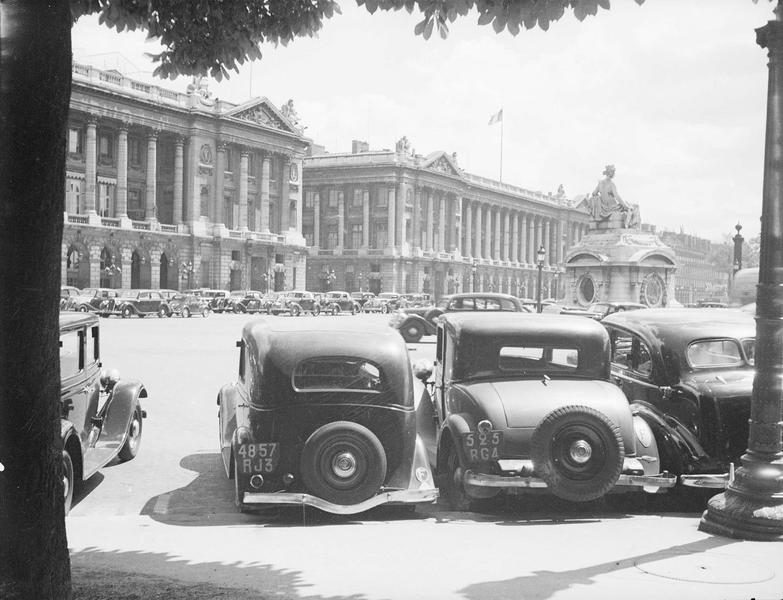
[{"left": 0, "top": 2, "right": 73, "bottom": 598}]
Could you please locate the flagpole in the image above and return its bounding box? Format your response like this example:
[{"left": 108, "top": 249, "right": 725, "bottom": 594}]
[{"left": 499, "top": 115, "right": 504, "bottom": 183}]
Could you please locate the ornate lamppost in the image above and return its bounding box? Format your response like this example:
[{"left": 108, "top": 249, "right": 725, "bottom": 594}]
[
  {"left": 700, "top": 3, "right": 783, "bottom": 540},
  {"left": 471, "top": 259, "right": 478, "bottom": 292},
  {"left": 536, "top": 245, "right": 546, "bottom": 313},
  {"left": 552, "top": 270, "right": 561, "bottom": 302},
  {"left": 179, "top": 260, "right": 194, "bottom": 290}
]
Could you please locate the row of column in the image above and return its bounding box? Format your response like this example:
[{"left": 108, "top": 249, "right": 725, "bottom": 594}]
[{"left": 78, "top": 115, "right": 298, "bottom": 233}]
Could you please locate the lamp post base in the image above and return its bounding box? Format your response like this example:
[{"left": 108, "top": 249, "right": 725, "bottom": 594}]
[{"left": 699, "top": 458, "right": 783, "bottom": 541}]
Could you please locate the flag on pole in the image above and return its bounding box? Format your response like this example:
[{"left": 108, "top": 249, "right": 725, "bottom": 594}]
[{"left": 488, "top": 108, "right": 503, "bottom": 126}]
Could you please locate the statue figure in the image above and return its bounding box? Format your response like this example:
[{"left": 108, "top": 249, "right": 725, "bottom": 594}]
[
  {"left": 589, "top": 165, "right": 640, "bottom": 229},
  {"left": 396, "top": 136, "right": 412, "bottom": 155},
  {"left": 280, "top": 99, "right": 300, "bottom": 126}
]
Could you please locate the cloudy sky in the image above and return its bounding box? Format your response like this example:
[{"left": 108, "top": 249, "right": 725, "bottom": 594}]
[{"left": 72, "top": 0, "right": 776, "bottom": 242}]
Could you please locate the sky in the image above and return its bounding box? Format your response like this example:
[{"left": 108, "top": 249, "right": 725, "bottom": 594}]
[{"left": 71, "top": 0, "right": 777, "bottom": 243}]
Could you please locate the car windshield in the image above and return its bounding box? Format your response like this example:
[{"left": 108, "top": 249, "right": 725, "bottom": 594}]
[
  {"left": 292, "top": 357, "right": 384, "bottom": 392},
  {"left": 496, "top": 345, "right": 580, "bottom": 375},
  {"left": 686, "top": 338, "right": 752, "bottom": 368}
]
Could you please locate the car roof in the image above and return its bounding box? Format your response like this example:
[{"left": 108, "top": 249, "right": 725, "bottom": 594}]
[
  {"left": 59, "top": 311, "right": 98, "bottom": 330},
  {"left": 442, "top": 311, "right": 608, "bottom": 341},
  {"left": 602, "top": 308, "right": 755, "bottom": 344}
]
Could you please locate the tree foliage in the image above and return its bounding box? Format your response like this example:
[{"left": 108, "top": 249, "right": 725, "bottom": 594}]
[{"left": 70, "top": 0, "right": 652, "bottom": 81}]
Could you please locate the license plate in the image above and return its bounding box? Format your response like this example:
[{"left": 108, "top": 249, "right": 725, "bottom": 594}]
[
  {"left": 236, "top": 442, "right": 279, "bottom": 474},
  {"left": 462, "top": 431, "right": 503, "bottom": 462}
]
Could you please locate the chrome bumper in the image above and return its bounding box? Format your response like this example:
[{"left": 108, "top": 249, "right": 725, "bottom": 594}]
[
  {"left": 464, "top": 469, "right": 677, "bottom": 490},
  {"left": 240, "top": 488, "right": 439, "bottom": 515},
  {"left": 680, "top": 463, "right": 735, "bottom": 489}
]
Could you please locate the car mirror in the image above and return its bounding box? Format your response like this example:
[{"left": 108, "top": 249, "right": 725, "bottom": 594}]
[{"left": 412, "top": 359, "right": 434, "bottom": 381}]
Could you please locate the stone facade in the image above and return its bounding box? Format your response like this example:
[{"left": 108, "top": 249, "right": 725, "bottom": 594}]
[
  {"left": 302, "top": 144, "right": 591, "bottom": 300},
  {"left": 658, "top": 230, "right": 731, "bottom": 304},
  {"left": 62, "top": 63, "right": 309, "bottom": 293}
]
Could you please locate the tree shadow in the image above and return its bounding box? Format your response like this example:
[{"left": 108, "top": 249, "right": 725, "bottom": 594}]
[
  {"left": 458, "top": 536, "right": 739, "bottom": 600},
  {"left": 70, "top": 546, "right": 367, "bottom": 600}
]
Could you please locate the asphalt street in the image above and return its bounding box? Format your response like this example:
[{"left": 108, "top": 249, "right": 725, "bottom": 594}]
[{"left": 66, "top": 312, "right": 783, "bottom": 600}]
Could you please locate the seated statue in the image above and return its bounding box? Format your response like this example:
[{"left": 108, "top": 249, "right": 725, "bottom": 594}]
[{"left": 589, "top": 165, "right": 640, "bottom": 229}]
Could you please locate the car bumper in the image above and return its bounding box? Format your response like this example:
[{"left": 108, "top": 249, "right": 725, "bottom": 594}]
[
  {"left": 239, "top": 487, "right": 439, "bottom": 514},
  {"left": 679, "top": 463, "right": 735, "bottom": 489}
]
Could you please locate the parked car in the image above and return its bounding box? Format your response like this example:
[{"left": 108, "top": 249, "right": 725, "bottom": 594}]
[
  {"left": 217, "top": 317, "right": 438, "bottom": 514},
  {"left": 158, "top": 289, "right": 180, "bottom": 301},
  {"left": 60, "top": 285, "right": 81, "bottom": 310},
  {"left": 69, "top": 287, "right": 121, "bottom": 313},
  {"left": 363, "top": 292, "right": 403, "bottom": 313},
  {"left": 198, "top": 289, "right": 229, "bottom": 312},
  {"left": 401, "top": 293, "right": 432, "bottom": 308},
  {"left": 59, "top": 312, "right": 148, "bottom": 512},
  {"left": 319, "top": 291, "right": 361, "bottom": 315},
  {"left": 224, "top": 291, "right": 268, "bottom": 314},
  {"left": 351, "top": 291, "right": 376, "bottom": 307},
  {"left": 99, "top": 289, "right": 170, "bottom": 318},
  {"left": 589, "top": 302, "right": 648, "bottom": 319},
  {"left": 390, "top": 292, "right": 527, "bottom": 343},
  {"left": 542, "top": 303, "right": 601, "bottom": 319},
  {"left": 268, "top": 290, "right": 322, "bottom": 316},
  {"left": 412, "top": 312, "right": 675, "bottom": 510},
  {"left": 602, "top": 308, "right": 756, "bottom": 489},
  {"left": 168, "top": 293, "right": 210, "bottom": 318}
]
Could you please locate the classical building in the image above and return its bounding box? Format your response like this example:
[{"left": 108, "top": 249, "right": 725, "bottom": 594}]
[
  {"left": 657, "top": 229, "right": 731, "bottom": 304},
  {"left": 62, "top": 62, "right": 309, "bottom": 293},
  {"left": 302, "top": 140, "right": 591, "bottom": 299}
]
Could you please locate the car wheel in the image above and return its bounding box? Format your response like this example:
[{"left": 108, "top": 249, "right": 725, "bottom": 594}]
[
  {"left": 290, "top": 304, "right": 301, "bottom": 317},
  {"left": 78, "top": 305, "right": 88, "bottom": 313},
  {"left": 182, "top": 307, "right": 191, "bottom": 318},
  {"left": 233, "top": 458, "right": 248, "bottom": 514},
  {"left": 157, "top": 306, "right": 168, "bottom": 318},
  {"left": 331, "top": 305, "right": 340, "bottom": 316},
  {"left": 381, "top": 304, "right": 389, "bottom": 314},
  {"left": 121, "top": 306, "right": 132, "bottom": 318},
  {"left": 266, "top": 306, "right": 273, "bottom": 315},
  {"left": 530, "top": 405, "right": 624, "bottom": 502},
  {"left": 400, "top": 321, "right": 423, "bottom": 343},
  {"left": 62, "top": 449, "right": 75, "bottom": 515},
  {"left": 300, "top": 421, "right": 387, "bottom": 505},
  {"left": 312, "top": 304, "right": 321, "bottom": 316},
  {"left": 202, "top": 307, "right": 210, "bottom": 318},
  {"left": 118, "top": 405, "right": 143, "bottom": 462},
  {"left": 440, "top": 444, "right": 470, "bottom": 511}
]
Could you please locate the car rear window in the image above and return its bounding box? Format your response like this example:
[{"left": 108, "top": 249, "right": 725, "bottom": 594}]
[
  {"left": 687, "top": 339, "right": 745, "bottom": 368},
  {"left": 292, "top": 357, "right": 385, "bottom": 392},
  {"left": 497, "top": 345, "right": 579, "bottom": 373}
]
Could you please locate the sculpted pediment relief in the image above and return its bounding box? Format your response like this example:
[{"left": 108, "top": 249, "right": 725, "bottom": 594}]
[
  {"left": 422, "top": 152, "right": 462, "bottom": 177},
  {"left": 226, "top": 98, "right": 296, "bottom": 133}
]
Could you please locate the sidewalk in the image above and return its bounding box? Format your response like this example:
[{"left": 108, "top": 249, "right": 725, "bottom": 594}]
[{"left": 67, "top": 506, "right": 783, "bottom": 600}]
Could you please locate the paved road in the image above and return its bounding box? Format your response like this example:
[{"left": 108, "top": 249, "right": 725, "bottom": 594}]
[{"left": 66, "top": 312, "right": 783, "bottom": 600}]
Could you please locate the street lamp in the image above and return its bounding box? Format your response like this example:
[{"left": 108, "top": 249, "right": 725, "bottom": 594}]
[
  {"left": 536, "top": 245, "right": 546, "bottom": 313},
  {"left": 553, "top": 270, "right": 561, "bottom": 302},
  {"left": 471, "top": 259, "right": 478, "bottom": 292}
]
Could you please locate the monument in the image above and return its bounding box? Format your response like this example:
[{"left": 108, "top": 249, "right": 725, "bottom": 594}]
[{"left": 565, "top": 165, "right": 677, "bottom": 307}]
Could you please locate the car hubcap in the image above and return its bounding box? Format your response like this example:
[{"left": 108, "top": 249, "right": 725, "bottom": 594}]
[
  {"left": 128, "top": 418, "right": 140, "bottom": 452},
  {"left": 331, "top": 452, "right": 357, "bottom": 478},
  {"left": 569, "top": 439, "right": 592, "bottom": 464},
  {"left": 62, "top": 471, "right": 70, "bottom": 499}
]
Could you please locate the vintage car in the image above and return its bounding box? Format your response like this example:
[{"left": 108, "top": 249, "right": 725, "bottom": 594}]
[
  {"left": 217, "top": 318, "right": 438, "bottom": 514},
  {"left": 69, "top": 287, "right": 121, "bottom": 313},
  {"left": 413, "top": 312, "right": 675, "bottom": 510},
  {"left": 350, "top": 291, "right": 376, "bottom": 307},
  {"left": 199, "top": 289, "right": 229, "bottom": 312},
  {"left": 602, "top": 308, "right": 756, "bottom": 489},
  {"left": 319, "top": 291, "right": 361, "bottom": 315},
  {"left": 390, "top": 292, "right": 527, "bottom": 343},
  {"left": 268, "top": 290, "right": 321, "bottom": 316},
  {"left": 59, "top": 312, "right": 148, "bottom": 512},
  {"left": 226, "top": 290, "right": 270, "bottom": 314},
  {"left": 99, "top": 289, "right": 171, "bottom": 318},
  {"left": 589, "top": 301, "right": 648, "bottom": 319},
  {"left": 363, "top": 292, "right": 402, "bottom": 314},
  {"left": 168, "top": 293, "right": 210, "bottom": 318},
  {"left": 60, "top": 286, "right": 81, "bottom": 310},
  {"left": 401, "top": 293, "right": 432, "bottom": 308}
]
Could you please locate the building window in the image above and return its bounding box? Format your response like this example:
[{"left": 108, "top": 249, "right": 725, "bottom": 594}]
[
  {"left": 129, "top": 137, "right": 143, "bottom": 166},
  {"left": 328, "top": 190, "right": 338, "bottom": 208},
  {"left": 224, "top": 147, "right": 234, "bottom": 172},
  {"left": 351, "top": 224, "right": 363, "bottom": 248},
  {"left": 303, "top": 225, "right": 314, "bottom": 246},
  {"left": 375, "top": 222, "right": 387, "bottom": 249},
  {"left": 66, "top": 179, "right": 82, "bottom": 214},
  {"left": 231, "top": 250, "right": 241, "bottom": 261},
  {"left": 327, "top": 225, "right": 338, "bottom": 249},
  {"left": 353, "top": 189, "right": 363, "bottom": 207},
  {"left": 304, "top": 191, "right": 313, "bottom": 209},
  {"left": 377, "top": 189, "right": 387, "bottom": 208},
  {"left": 247, "top": 152, "right": 255, "bottom": 174},
  {"left": 98, "top": 132, "right": 114, "bottom": 164},
  {"left": 98, "top": 183, "right": 114, "bottom": 217},
  {"left": 68, "top": 128, "right": 83, "bottom": 154},
  {"left": 128, "top": 188, "right": 144, "bottom": 220}
]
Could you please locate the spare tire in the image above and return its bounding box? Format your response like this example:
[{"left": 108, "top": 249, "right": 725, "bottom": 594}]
[
  {"left": 531, "top": 405, "right": 624, "bottom": 502},
  {"left": 300, "top": 421, "right": 387, "bottom": 505}
]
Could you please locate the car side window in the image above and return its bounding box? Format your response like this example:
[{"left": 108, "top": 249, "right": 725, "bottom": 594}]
[
  {"left": 610, "top": 330, "right": 633, "bottom": 368},
  {"left": 90, "top": 325, "right": 100, "bottom": 364},
  {"left": 485, "top": 299, "right": 501, "bottom": 311},
  {"left": 442, "top": 332, "right": 455, "bottom": 383},
  {"left": 634, "top": 339, "right": 653, "bottom": 376},
  {"left": 60, "top": 330, "right": 81, "bottom": 378},
  {"left": 499, "top": 298, "right": 516, "bottom": 311},
  {"left": 474, "top": 298, "right": 487, "bottom": 310}
]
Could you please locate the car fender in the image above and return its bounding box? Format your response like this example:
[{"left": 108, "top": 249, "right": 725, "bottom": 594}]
[
  {"left": 436, "top": 412, "right": 474, "bottom": 473},
  {"left": 229, "top": 426, "right": 254, "bottom": 481},
  {"left": 101, "top": 380, "right": 147, "bottom": 442},
  {"left": 60, "top": 420, "right": 84, "bottom": 482},
  {"left": 630, "top": 400, "right": 706, "bottom": 474},
  {"left": 398, "top": 314, "right": 436, "bottom": 335}
]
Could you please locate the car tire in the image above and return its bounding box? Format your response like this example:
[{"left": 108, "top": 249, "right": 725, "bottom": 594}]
[
  {"left": 78, "top": 305, "right": 89, "bottom": 313},
  {"left": 300, "top": 421, "right": 387, "bottom": 505},
  {"left": 380, "top": 304, "right": 389, "bottom": 314},
  {"left": 530, "top": 405, "right": 624, "bottom": 503},
  {"left": 331, "top": 305, "right": 340, "bottom": 316},
  {"left": 62, "top": 449, "right": 75, "bottom": 515},
  {"left": 233, "top": 458, "right": 248, "bottom": 514},
  {"left": 202, "top": 307, "right": 210, "bottom": 318},
  {"left": 118, "top": 405, "right": 143, "bottom": 462},
  {"left": 121, "top": 306, "right": 133, "bottom": 319},
  {"left": 182, "top": 307, "right": 191, "bottom": 318},
  {"left": 157, "top": 306, "right": 168, "bottom": 318},
  {"left": 400, "top": 321, "right": 423, "bottom": 343},
  {"left": 290, "top": 304, "right": 301, "bottom": 317},
  {"left": 312, "top": 304, "right": 321, "bottom": 316},
  {"left": 440, "top": 443, "right": 471, "bottom": 511}
]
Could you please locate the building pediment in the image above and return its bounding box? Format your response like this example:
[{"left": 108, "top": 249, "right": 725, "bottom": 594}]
[
  {"left": 421, "top": 152, "right": 462, "bottom": 178},
  {"left": 224, "top": 98, "right": 298, "bottom": 135}
]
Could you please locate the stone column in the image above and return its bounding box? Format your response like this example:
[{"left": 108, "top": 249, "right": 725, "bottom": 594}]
[
  {"left": 337, "top": 190, "right": 345, "bottom": 251},
  {"left": 362, "top": 189, "right": 370, "bottom": 248},
  {"left": 529, "top": 216, "right": 536, "bottom": 262},
  {"left": 454, "top": 197, "right": 462, "bottom": 256},
  {"left": 543, "top": 218, "right": 551, "bottom": 265},
  {"left": 397, "top": 181, "right": 406, "bottom": 247},
  {"left": 260, "top": 152, "right": 271, "bottom": 232},
  {"left": 511, "top": 212, "right": 518, "bottom": 263},
  {"left": 295, "top": 171, "right": 303, "bottom": 236},
  {"left": 556, "top": 220, "right": 563, "bottom": 265},
  {"left": 465, "top": 200, "right": 473, "bottom": 258},
  {"left": 426, "top": 190, "right": 434, "bottom": 251},
  {"left": 116, "top": 123, "right": 128, "bottom": 218},
  {"left": 520, "top": 213, "right": 527, "bottom": 263},
  {"left": 281, "top": 156, "right": 290, "bottom": 231},
  {"left": 173, "top": 137, "right": 184, "bottom": 224},
  {"left": 387, "top": 187, "right": 396, "bottom": 250},
  {"left": 313, "top": 192, "right": 321, "bottom": 248},
  {"left": 438, "top": 193, "right": 446, "bottom": 252},
  {"left": 484, "top": 205, "right": 492, "bottom": 260},
  {"left": 493, "top": 208, "right": 500, "bottom": 260},
  {"left": 238, "top": 150, "right": 249, "bottom": 231},
  {"left": 412, "top": 187, "right": 421, "bottom": 250},
  {"left": 145, "top": 130, "right": 158, "bottom": 220},
  {"left": 503, "top": 210, "right": 510, "bottom": 261},
  {"left": 84, "top": 115, "right": 97, "bottom": 214},
  {"left": 475, "top": 203, "right": 482, "bottom": 259},
  {"left": 213, "top": 143, "right": 224, "bottom": 227}
]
